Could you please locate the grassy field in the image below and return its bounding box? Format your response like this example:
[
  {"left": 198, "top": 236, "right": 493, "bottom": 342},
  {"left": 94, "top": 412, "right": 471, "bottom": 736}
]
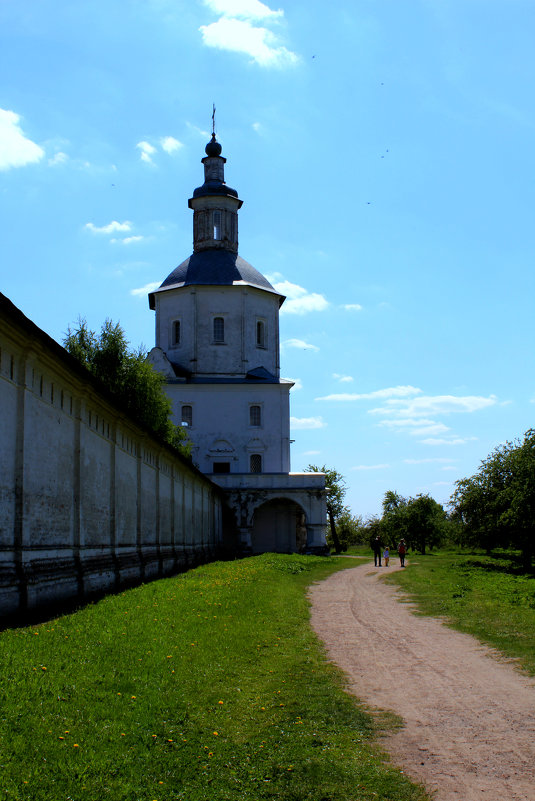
[
  {"left": 384, "top": 549, "right": 535, "bottom": 675},
  {"left": 0, "top": 554, "right": 430, "bottom": 801}
]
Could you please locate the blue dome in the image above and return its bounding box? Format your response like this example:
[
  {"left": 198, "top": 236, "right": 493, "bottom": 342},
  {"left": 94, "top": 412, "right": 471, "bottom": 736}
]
[{"left": 149, "top": 250, "right": 282, "bottom": 308}]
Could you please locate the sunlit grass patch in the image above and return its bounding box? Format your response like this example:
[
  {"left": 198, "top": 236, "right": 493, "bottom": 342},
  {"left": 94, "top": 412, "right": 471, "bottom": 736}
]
[
  {"left": 0, "top": 554, "right": 429, "bottom": 800},
  {"left": 385, "top": 549, "right": 535, "bottom": 675}
]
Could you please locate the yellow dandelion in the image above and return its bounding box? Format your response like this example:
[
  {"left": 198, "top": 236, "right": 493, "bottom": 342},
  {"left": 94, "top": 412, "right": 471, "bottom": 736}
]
[
  {"left": 121, "top": 733, "right": 126, "bottom": 737},
  {"left": 41, "top": 666, "right": 47, "bottom": 671},
  {"left": 213, "top": 731, "right": 218, "bottom": 736},
  {"left": 73, "top": 744, "right": 79, "bottom": 748},
  {"left": 131, "top": 696, "right": 136, "bottom": 699},
  {"left": 59, "top": 736, "right": 64, "bottom": 740},
  {"left": 218, "top": 701, "right": 224, "bottom": 705}
]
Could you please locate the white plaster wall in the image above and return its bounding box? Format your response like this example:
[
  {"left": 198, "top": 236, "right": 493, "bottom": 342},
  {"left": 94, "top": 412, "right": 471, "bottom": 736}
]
[
  {"left": 0, "top": 360, "right": 18, "bottom": 549},
  {"left": 0, "top": 297, "right": 224, "bottom": 617},
  {"left": 154, "top": 285, "right": 281, "bottom": 378},
  {"left": 165, "top": 381, "right": 292, "bottom": 474}
]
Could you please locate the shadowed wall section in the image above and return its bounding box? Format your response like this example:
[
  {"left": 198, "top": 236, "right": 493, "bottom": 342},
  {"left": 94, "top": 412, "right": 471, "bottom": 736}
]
[{"left": 0, "top": 294, "right": 224, "bottom": 618}]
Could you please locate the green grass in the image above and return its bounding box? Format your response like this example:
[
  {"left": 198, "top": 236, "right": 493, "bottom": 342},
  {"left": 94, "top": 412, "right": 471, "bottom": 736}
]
[
  {"left": 0, "top": 554, "right": 429, "bottom": 801},
  {"left": 385, "top": 549, "right": 535, "bottom": 675}
]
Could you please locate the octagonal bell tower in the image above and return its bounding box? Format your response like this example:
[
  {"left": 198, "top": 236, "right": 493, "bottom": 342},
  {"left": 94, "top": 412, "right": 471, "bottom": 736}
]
[{"left": 147, "top": 132, "right": 327, "bottom": 555}]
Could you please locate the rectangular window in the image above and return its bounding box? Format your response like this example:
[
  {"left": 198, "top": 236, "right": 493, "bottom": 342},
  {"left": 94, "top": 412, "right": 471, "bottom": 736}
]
[
  {"left": 249, "top": 405, "right": 261, "bottom": 427},
  {"left": 213, "top": 210, "right": 221, "bottom": 240},
  {"left": 172, "top": 320, "right": 180, "bottom": 346},
  {"left": 213, "top": 462, "right": 230, "bottom": 474},
  {"left": 213, "top": 316, "right": 225, "bottom": 343},
  {"left": 181, "top": 405, "right": 192, "bottom": 427},
  {"left": 250, "top": 454, "right": 262, "bottom": 474},
  {"left": 256, "top": 320, "right": 265, "bottom": 348}
]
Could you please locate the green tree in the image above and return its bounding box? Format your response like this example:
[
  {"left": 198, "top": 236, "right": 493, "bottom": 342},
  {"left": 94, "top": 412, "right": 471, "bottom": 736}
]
[
  {"left": 305, "top": 465, "right": 347, "bottom": 553},
  {"left": 379, "top": 490, "right": 446, "bottom": 553},
  {"left": 451, "top": 429, "right": 535, "bottom": 569},
  {"left": 404, "top": 493, "right": 446, "bottom": 554},
  {"left": 381, "top": 491, "right": 408, "bottom": 547},
  {"left": 335, "top": 508, "right": 364, "bottom": 550},
  {"left": 64, "top": 318, "right": 191, "bottom": 457}
]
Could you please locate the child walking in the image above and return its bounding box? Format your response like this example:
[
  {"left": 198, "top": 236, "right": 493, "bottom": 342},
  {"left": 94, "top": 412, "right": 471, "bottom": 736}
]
[{"left": 383, "top": 546, "right": 390, "bottom": 566}]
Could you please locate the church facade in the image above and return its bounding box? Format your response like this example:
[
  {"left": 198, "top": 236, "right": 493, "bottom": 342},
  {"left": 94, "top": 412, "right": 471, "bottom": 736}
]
[{"left": 147, "top": 134, "right": 326, "bottom": 554}]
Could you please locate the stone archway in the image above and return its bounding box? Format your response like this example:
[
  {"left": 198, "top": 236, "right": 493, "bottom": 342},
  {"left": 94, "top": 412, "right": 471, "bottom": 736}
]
[{"left": 251, "top": 498, "right": 307, "bottom": 554}]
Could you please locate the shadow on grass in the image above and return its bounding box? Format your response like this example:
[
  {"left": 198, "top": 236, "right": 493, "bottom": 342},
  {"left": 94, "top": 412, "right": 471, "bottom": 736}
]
[{"left": 465, "top": 551, "right": 535, "bottom": 578}]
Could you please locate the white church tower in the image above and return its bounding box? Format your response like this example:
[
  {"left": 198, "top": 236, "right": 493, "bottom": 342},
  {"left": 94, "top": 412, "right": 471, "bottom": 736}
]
[{"left": 148, "top": 133, "right": 326, "bottom": 554}]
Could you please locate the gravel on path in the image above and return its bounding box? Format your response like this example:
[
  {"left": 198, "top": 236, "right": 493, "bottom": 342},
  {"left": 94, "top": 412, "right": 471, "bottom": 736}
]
[{"left": 309, "top": 560, "right": 535, "bottom": 801}]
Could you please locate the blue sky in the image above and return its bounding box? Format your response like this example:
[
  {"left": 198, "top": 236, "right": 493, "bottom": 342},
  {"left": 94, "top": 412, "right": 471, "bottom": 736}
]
[{"left": 2, "top": 0, "right": 535, "bottom": 519}]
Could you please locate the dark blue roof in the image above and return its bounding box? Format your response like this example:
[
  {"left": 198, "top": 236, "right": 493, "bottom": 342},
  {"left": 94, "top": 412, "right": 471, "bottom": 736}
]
[
  {"left": 192, "top": 181, "right": 239, "bottom": 199},
  {"left": 149, "top": 250, "right": 281, "bottom": 309}
]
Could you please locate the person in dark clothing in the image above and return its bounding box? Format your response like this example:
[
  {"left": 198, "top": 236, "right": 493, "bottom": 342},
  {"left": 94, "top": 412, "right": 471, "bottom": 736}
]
[
  {"left": 372, "top": 536, "right": 382, "bottom": 566},
  {"left": 397, "top": 538, "right": 407, "bottom": 567}
]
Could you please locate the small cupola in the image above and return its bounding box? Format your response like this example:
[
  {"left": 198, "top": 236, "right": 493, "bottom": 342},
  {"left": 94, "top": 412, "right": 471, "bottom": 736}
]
[{"left": 188, "top": 134, "right": 243, "bottom": 253}]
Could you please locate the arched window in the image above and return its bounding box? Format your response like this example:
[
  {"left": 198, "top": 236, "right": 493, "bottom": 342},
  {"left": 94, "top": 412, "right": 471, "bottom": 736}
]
[
  {"left": 181, "top": 405, "right": 192, "bottom": 427},
  {"left": 249, "top": 405, "right": 261, "bottom": 427},
  {"left": 256, "top": 320, "right": 265, "bottom": 348},
  {"left": 250, "top": 454, "right": 262, "bottom": 474},
  {"left": 213, "top": 210, "right": 222, "bottom": 240},
  {"left": 172, "top": 320, "right": 180, "bottom": 346},
  {"left": 213, "top": 317, "right": 225, "bottom": 343}
]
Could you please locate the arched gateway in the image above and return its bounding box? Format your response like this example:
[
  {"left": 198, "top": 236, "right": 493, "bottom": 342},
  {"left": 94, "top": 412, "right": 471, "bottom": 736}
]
[{"left": 251, "top": 498, "right": 307, "bottom": 554}]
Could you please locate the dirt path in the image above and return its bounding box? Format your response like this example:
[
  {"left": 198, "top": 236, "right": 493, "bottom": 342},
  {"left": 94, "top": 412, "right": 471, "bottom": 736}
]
[{"left": 309, "top": 560, "right": 535, "bottom": 801}]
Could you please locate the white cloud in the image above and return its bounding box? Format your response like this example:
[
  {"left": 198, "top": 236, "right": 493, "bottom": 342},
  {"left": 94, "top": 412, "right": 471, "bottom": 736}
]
[
  {"left": 283, "top": 377, "right": 303, "bottom": 391},
  {"left": 131, "top": 281, "right": 161, "bottom": 297},
  {"left": 290, "top": 416, "right": 326, "bottom": 430},
  {"left": 343, "top": 303, "right": 363, "bottom": 311},
  {"left": 111, "top": 235, "right": 144, "bottom": 245},
  {"left": 351, "top": 464, "right": 390, "bottom": 471},
  {"left": 316, "top": 385, "right": 422, "bottom": 402},
  {"left": 199, "top": 17, "right": 298, "bottom": 68},
  {"left": 160, "top": 136, "right": 183, "bottom": 154},
  {"left": 269, "top": 278, "right": 328, "bottom": 314},
  {"left": 303, "top": 450, "right": 321, "bottom": 456},
  {"left": 333, "top": 373, "right": 353, "bottom": 383},
  {"left": 282, "top": 338, "right": 319, "bottom": 352},
  {"left": 252, "top": 122, "right": 262, "bottom": 133},
  {"left": 377, "top": 418, "right": 450, "bottom": 437},
  {"left": 0, "top": 108, "right": 44, "bottom": 170},
  {"left": 369, "top": 394, "right": 498, "bottom": 419},
  {"left": 419, "top": 436, "right": 478, "bottom": 446},
  {"left": 403, "top": 458, "right": 455, "bottom": 464},
  {"left": 136, "top": 141, "right": 157, "bottom": 164},
  {"left": 186, "top": 122, "right": 210, "bottom": 138},
  {"left": 48, "top": 151, "right": 69, "bottom": 166},
  {"left": 85, "top": 220, "right": 132, "bottom": 235},
  {"left": 203, "top": 0, "right": 283, "bottom": 19}
]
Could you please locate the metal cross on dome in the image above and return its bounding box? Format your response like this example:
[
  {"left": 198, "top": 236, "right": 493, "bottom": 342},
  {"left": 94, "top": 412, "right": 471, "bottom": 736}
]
[{"left": 212, "top": 104, "right": 216, "bottom": 136}]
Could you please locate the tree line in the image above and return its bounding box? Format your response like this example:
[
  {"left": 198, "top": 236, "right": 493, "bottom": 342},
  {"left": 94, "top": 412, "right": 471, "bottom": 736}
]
[
  {"left": 64, "top": 318, "right": 191, "bottom": 457},
  {"left": 312, "top": 428, "right": 535, "bottom": 569}
]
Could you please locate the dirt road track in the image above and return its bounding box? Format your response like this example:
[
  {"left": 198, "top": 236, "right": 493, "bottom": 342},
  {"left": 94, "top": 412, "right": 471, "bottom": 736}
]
[{"left": 309, "top": 561, "right": 535, "bottom": 801}]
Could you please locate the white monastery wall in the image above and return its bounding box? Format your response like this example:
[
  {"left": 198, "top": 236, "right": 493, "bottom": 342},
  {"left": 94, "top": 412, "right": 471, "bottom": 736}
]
[{"left": 0, "top": 294, "right": 224, "bottom": 618}]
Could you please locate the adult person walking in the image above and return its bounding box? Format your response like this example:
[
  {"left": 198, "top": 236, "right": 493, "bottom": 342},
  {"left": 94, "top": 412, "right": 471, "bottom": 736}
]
[
  {"left": 372, "top": 536, "right": 382, "bottom": 567},
  {"left": 397, "top": 538, "right": 407, "bottom": 567}
]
